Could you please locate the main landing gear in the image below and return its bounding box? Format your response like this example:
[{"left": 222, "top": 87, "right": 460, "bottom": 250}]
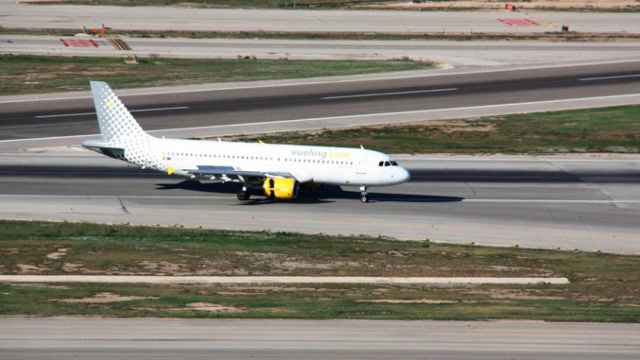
[
  {"left": 360, "top": 185, "right": 368, "bottom": 203},
  {"left": 237, "top": 186, "right": 250, "bottom": 201}
]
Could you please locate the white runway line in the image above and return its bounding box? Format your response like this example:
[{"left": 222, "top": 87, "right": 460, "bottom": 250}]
[
  {"left": 463, "top": 199, "right": 640, "bottom": 204},
  {"left": 322, "top": 88, "right": 457, "bottom": 100},
  {"left": 579, "top": 74, "right": 640, "bottom": 82},
  {"left": 35, "top": 106, "right": 190, "bottom": 119},
  {"left": 0, "top": 275, "right": 569, "bottom": 285}
]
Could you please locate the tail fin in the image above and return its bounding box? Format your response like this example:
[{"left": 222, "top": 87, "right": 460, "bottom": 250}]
[{"left": 90, "top": 81, "right": 148, "bottom": 142}]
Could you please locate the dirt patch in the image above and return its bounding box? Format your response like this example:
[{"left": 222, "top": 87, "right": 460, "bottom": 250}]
[
  {"left": 17, "top": 264, "right": 49, "bottom": 274},
  {"left": 258, "top": 307, "right": 291, "bottom": 313},
  {"left": 139, "top": 261, "right": 185, "bottom": 274},
  {"left": 215, "top": 285, "right": 344, "bottom": 293},
  {"left": 46, "top": 248, "right": 68, "bottom": 260},
  {"left": 62, "top": 262, "right": 84, "bottom": 272},
  {"left": 276, "top": 259, "right": 361, "bottom": 271},
  {"left": 183, "top": 302, "right": 248, "bottom": 313},
  {"left": 216, "top": 290, "right": 267, "bottom": 295},
  {"left": 466, "top": 288, "right": 566, "bottom": 300},
  {"left": 10, "top": 283, "right": 69, "bottom": 290},
  {"left": 366, "top": 0, "right": 640, "bottom": 11},
  {"left": 435, "top": 121, "right": 496, "bottom": 134},
  {"left": 55, "top": 292, "right": 156, "bottom": 303},
  {"left": 357, "top": 299, "right": 458, "bottom": 304},
  {"left": 2, "top": 248, "right": 20, "bottom": 256}
]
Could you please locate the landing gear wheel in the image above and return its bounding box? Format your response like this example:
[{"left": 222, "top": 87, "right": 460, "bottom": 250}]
[
  {"left": 237, "top": 186, "right": 250, "bottom": 201},
  {"left": 359, "top": 185, "right": 368, "bottom": 203}
]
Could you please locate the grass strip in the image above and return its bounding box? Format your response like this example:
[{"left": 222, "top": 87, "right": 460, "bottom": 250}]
[
  {"left": 2, "top": 26, "right": 640, "bottom": 41},
  {"left": 0, "top": 54, "right": 432, "bottom": 95},
  {"left": 231, "top": 105, "right": 640, "bottom": 154},
  {"left": 17, "top": 0, "right": 640, "bottom": 12},
  {"left": 0, "top": 220, "right": 639, "bottom": 321}
]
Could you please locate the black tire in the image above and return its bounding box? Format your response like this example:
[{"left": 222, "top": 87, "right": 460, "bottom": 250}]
[
  {"left": 237, "top": 191, "right": 250, "bottom": 201},
  {"left": 360, "top": 195, "right": 368, "bottom": 203}
]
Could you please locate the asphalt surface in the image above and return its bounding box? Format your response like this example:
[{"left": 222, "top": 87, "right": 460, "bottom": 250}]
[
  {"left": 2, "top": 318, "right": 639, "bottom": 360},
  {"left": 1, "top": 152, "right": 639, "bottom": 253},
  {"left": 2, "top": 61, "right": 640, "bottom": 142},
  {"left": 1, "top": 63, "right": 640, "bottom": 252},
  {"left": 5, "top": 36, "right": 640, "bottom": 67},
  {"left": 2, "top": 1, "right": 640, "bottom": 33}
]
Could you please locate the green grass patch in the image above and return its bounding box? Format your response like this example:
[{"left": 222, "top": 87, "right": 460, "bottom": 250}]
[
  {"left": 0, "top": 54, "right": 432, "bottom": 95},
  {"left": 1, "top": 220, "right": 639, "bottom": 321},
  {"left": 2, "top": 282, "right": 639, "bottom": 321},
  {"left": 232, "top": 106, "right": 640, "bottom": 154}
]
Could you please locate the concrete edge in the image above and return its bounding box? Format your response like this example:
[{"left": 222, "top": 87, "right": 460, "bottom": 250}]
[{"left": 0, "top": 275, "right": 570, "bottom": 285}]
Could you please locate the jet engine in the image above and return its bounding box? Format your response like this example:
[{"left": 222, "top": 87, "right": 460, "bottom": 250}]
[{"left": 263, "top": 177, "right": 299, "bottom": 200}]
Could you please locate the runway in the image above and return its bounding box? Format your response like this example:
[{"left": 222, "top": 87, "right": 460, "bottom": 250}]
[
  {"left": 1, "top": 151, "right": 639, "bottom": 254},
  {"left": 2, "top": 318, "right": 639, "bottom": 360},
  {"left": 2, "top": 61, "right": 640, "bottom": 144}
]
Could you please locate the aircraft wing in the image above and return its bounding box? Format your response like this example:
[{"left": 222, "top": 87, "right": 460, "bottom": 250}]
[{"left": 193, "top": 165, "right": 294, "bottom": 180}]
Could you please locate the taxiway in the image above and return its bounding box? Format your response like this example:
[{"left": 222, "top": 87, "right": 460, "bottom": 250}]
[{"left": 1, "top": 318, "right": 639, "bottom": 360}]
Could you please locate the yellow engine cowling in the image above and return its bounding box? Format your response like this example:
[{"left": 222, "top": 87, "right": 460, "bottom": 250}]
[{"left": 263, "top": 177, "right": 299, "bottom": 200}]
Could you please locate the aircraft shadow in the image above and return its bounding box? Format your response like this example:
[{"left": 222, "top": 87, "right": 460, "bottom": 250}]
[{"left": 156, "top": 181, "right": 463, "bottom": 204}]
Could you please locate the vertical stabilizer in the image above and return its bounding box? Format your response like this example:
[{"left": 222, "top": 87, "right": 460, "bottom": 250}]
[{"left": 90, "top": 81, "right": 148, "bottom": 142}]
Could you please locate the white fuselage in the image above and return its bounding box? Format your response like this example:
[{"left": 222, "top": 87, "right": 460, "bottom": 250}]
[{"left": 150, "top": 137, "right": 410, "bottom": 186}]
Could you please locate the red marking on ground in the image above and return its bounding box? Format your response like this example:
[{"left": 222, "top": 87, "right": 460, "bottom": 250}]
[
  {"left": 498, "top": 18, "right": 539, "bottom": 26},
  {"left": 60, "top": 39, "right": 99, "bottom": 47}
]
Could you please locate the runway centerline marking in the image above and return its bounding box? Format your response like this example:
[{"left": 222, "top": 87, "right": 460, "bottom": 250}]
[
  {"left": 35, "top": 106, "right": 190, "bottom": 119},
  {"left": 322, "top": 88, "right": 458, "bottom": 100},
  {"left": 579, "top": 74, "right": 640, "bottom": 82},
  {"left": 463, "top": 199, "right": 640, "bottom": 204}
]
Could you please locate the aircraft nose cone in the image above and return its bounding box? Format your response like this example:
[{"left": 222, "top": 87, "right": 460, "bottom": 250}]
[{"left": 401, "top": 167, "right": 411, "bottom": 182}]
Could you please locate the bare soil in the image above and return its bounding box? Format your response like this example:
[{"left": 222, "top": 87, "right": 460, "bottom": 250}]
[
  {"left": 182, "top": 302, "right": 248, "bottom": 313},
  {"left": 55, "top": 292, "right": 157, "bottom": 303},
  {"left": 357, "top": 299, "right": 458, "bottom": 304},
  {"left": 367, "top": 0, "right": 640, "bottom": 11}
]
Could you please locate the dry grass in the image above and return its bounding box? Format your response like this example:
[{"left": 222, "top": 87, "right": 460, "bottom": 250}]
[
  {"left": 232, "top": 105, "right": 640, "bottom": 154},
  {"left": 1, "top": 220, "right": 639, "bottom": 321},
  {"left": 0, "top": 55, "right": 431, "bottom": 95}
]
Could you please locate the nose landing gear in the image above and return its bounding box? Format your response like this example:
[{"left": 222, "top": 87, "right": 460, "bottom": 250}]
[
  {"left": 360, "top": 185, "right": 368, "bottom": 203},
  {"left": 237, "top": 186, "right": 250, "bottom": 201}
]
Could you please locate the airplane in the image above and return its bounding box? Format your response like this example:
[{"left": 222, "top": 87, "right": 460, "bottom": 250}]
[{"left": 82, "top": 81, "right": 410, "bottom": 203}]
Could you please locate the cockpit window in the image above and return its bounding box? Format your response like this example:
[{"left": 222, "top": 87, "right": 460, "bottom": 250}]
[
  {"left": 378, "top": 161, "right": 384, "bottom": 167},
  {"left": 384, "top": 161, "right": 391, "bottom": 167},
  {"left": 391, "top": 161, "right": 398, "bottom": 166}
]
